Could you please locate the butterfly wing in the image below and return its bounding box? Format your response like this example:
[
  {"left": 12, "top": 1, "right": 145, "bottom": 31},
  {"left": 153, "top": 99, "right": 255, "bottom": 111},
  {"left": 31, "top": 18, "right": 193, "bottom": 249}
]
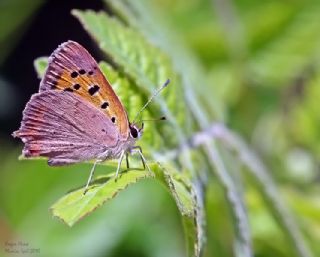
[
  {"left": 13, "top": 91, "right": 119, "bottom": 165},
  {"left": 39, "top": 40, "right": 129, "bottom": 140}
]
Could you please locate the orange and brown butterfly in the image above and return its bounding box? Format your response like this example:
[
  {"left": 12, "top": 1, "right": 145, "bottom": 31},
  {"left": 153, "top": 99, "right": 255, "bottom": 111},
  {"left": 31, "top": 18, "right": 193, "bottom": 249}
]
[{"left": 13, "top": 40, "right": 169, "bottom": 194}]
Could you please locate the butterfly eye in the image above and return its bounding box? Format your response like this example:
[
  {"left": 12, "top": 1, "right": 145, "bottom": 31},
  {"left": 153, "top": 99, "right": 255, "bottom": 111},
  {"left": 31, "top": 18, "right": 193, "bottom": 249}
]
[{"left": 130, "top": 126, "right": 138, "bottom": 138}]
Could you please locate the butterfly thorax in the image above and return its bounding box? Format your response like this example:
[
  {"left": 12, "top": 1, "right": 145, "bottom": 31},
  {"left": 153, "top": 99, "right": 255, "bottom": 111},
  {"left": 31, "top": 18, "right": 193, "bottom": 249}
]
[{"left": 97, "top": 123, "right": 142, "bottom": 161}]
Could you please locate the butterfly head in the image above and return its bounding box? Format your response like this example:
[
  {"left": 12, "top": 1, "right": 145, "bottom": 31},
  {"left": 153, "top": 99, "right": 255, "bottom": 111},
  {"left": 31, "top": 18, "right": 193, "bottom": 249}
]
[{"left": 129, "top": 122, "right": 144, "bottom": 139}]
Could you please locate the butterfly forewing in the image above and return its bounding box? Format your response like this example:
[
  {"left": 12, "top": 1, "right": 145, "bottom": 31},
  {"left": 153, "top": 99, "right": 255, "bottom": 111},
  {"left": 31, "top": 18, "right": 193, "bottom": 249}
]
[{"left": 40, "top": 41, "right": 129, "bottom": 139}]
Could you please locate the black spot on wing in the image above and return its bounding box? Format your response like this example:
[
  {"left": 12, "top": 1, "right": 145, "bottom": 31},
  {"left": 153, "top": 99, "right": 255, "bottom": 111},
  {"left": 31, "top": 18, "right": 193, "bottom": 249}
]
[
  {"left": 111, "top": 117, "right": 116, "bottom": 123},
  {"left": 71, "top": 71, "right": 78, "bottom": 78},
  {"left": 79, "top": 69, "right": 86, "bottom": 75},
  {"left": 88, "top": 85, "right": 100, "bottom": 95},
  {"left": 73, "top": 84, "right": 81, "bottom": 90},
  {"left": 101, "top": 102, "right": 109, "bottom": 109},
  {"left": 64, "top": 88, "right": 73, "bottom": 92}
]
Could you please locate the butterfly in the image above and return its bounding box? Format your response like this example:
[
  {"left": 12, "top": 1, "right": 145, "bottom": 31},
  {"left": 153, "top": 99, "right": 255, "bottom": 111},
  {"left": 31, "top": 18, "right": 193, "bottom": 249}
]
[{"left": 13, "top": 41, "right": 169, "bottom": 194}]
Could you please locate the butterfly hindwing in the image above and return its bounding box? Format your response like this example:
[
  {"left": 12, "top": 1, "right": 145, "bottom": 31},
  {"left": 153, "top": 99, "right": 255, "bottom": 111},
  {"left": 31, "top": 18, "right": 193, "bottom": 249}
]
[
  {"left": 40, "top": 41, "right": 129, "bottom": 139},
  {"left": 13, "top": 90, "right": 120, "bottom": 165}
]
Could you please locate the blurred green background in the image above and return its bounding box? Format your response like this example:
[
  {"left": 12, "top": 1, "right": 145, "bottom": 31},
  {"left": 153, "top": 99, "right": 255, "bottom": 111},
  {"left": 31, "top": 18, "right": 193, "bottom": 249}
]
[{"left": 1, "top": 0, "right": 320, "bottom": 257}]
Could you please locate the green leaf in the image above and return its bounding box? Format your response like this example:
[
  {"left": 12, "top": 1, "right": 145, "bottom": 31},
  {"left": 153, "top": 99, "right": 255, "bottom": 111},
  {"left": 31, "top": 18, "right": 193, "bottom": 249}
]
[
  {"left": 163, "top": 168, "right": 199, "bottom": 253},
  {"left": 46, "top": 153, "right": 198, "bottom": 253},
  {"left": 50, "top": 165, "right": 154, "bottom": 227},
  {"left": 161, "top": 168, "right": 194, "bottom": 217},
  {"left": 34, "top": 56, "right": 48, "bottom": 78},
  {"left": 50, "top": 161, "right": 198, "bottom": 250},
  {"left": 153, "top": 164, "right": 199, "bottom": 256}
]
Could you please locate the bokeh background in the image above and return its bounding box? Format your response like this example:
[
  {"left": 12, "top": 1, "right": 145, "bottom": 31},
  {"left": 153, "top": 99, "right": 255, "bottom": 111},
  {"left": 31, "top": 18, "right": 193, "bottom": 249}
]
[{"left": 1, "top": 0, "right": 320, "bottom": 257}]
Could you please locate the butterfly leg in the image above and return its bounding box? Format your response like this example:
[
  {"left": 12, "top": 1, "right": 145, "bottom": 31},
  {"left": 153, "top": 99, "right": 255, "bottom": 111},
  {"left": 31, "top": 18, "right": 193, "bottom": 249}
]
[
  {"left": 115, "top": 150, "right": 125, "bottom": 181},
  {"left": 83, "top": 159, "right": 101, "bottom": 195},
  {"left": 138, "top": 150, "right": 151, "bottom": 173},
  {"left": 125, "top": 152, "right": 130, "bottom": 169},
  {"left": 130, "top": 146, "right": 151, "bottom": 173}
]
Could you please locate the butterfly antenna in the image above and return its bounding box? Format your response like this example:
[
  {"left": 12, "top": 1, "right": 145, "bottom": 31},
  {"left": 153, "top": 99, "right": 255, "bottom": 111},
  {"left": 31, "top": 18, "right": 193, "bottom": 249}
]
[
  {"left": 140, "top": 116, "right": 166, "bottom": 122},
  {"left": 133, "top": 79, "right": 170, "bottom": 123}
]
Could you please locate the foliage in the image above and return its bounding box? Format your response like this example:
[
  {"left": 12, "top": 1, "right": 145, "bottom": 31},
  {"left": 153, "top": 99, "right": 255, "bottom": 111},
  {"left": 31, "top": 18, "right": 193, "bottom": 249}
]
[{"left": 1, "top": 1, "right": 320, "bottom": 257}]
